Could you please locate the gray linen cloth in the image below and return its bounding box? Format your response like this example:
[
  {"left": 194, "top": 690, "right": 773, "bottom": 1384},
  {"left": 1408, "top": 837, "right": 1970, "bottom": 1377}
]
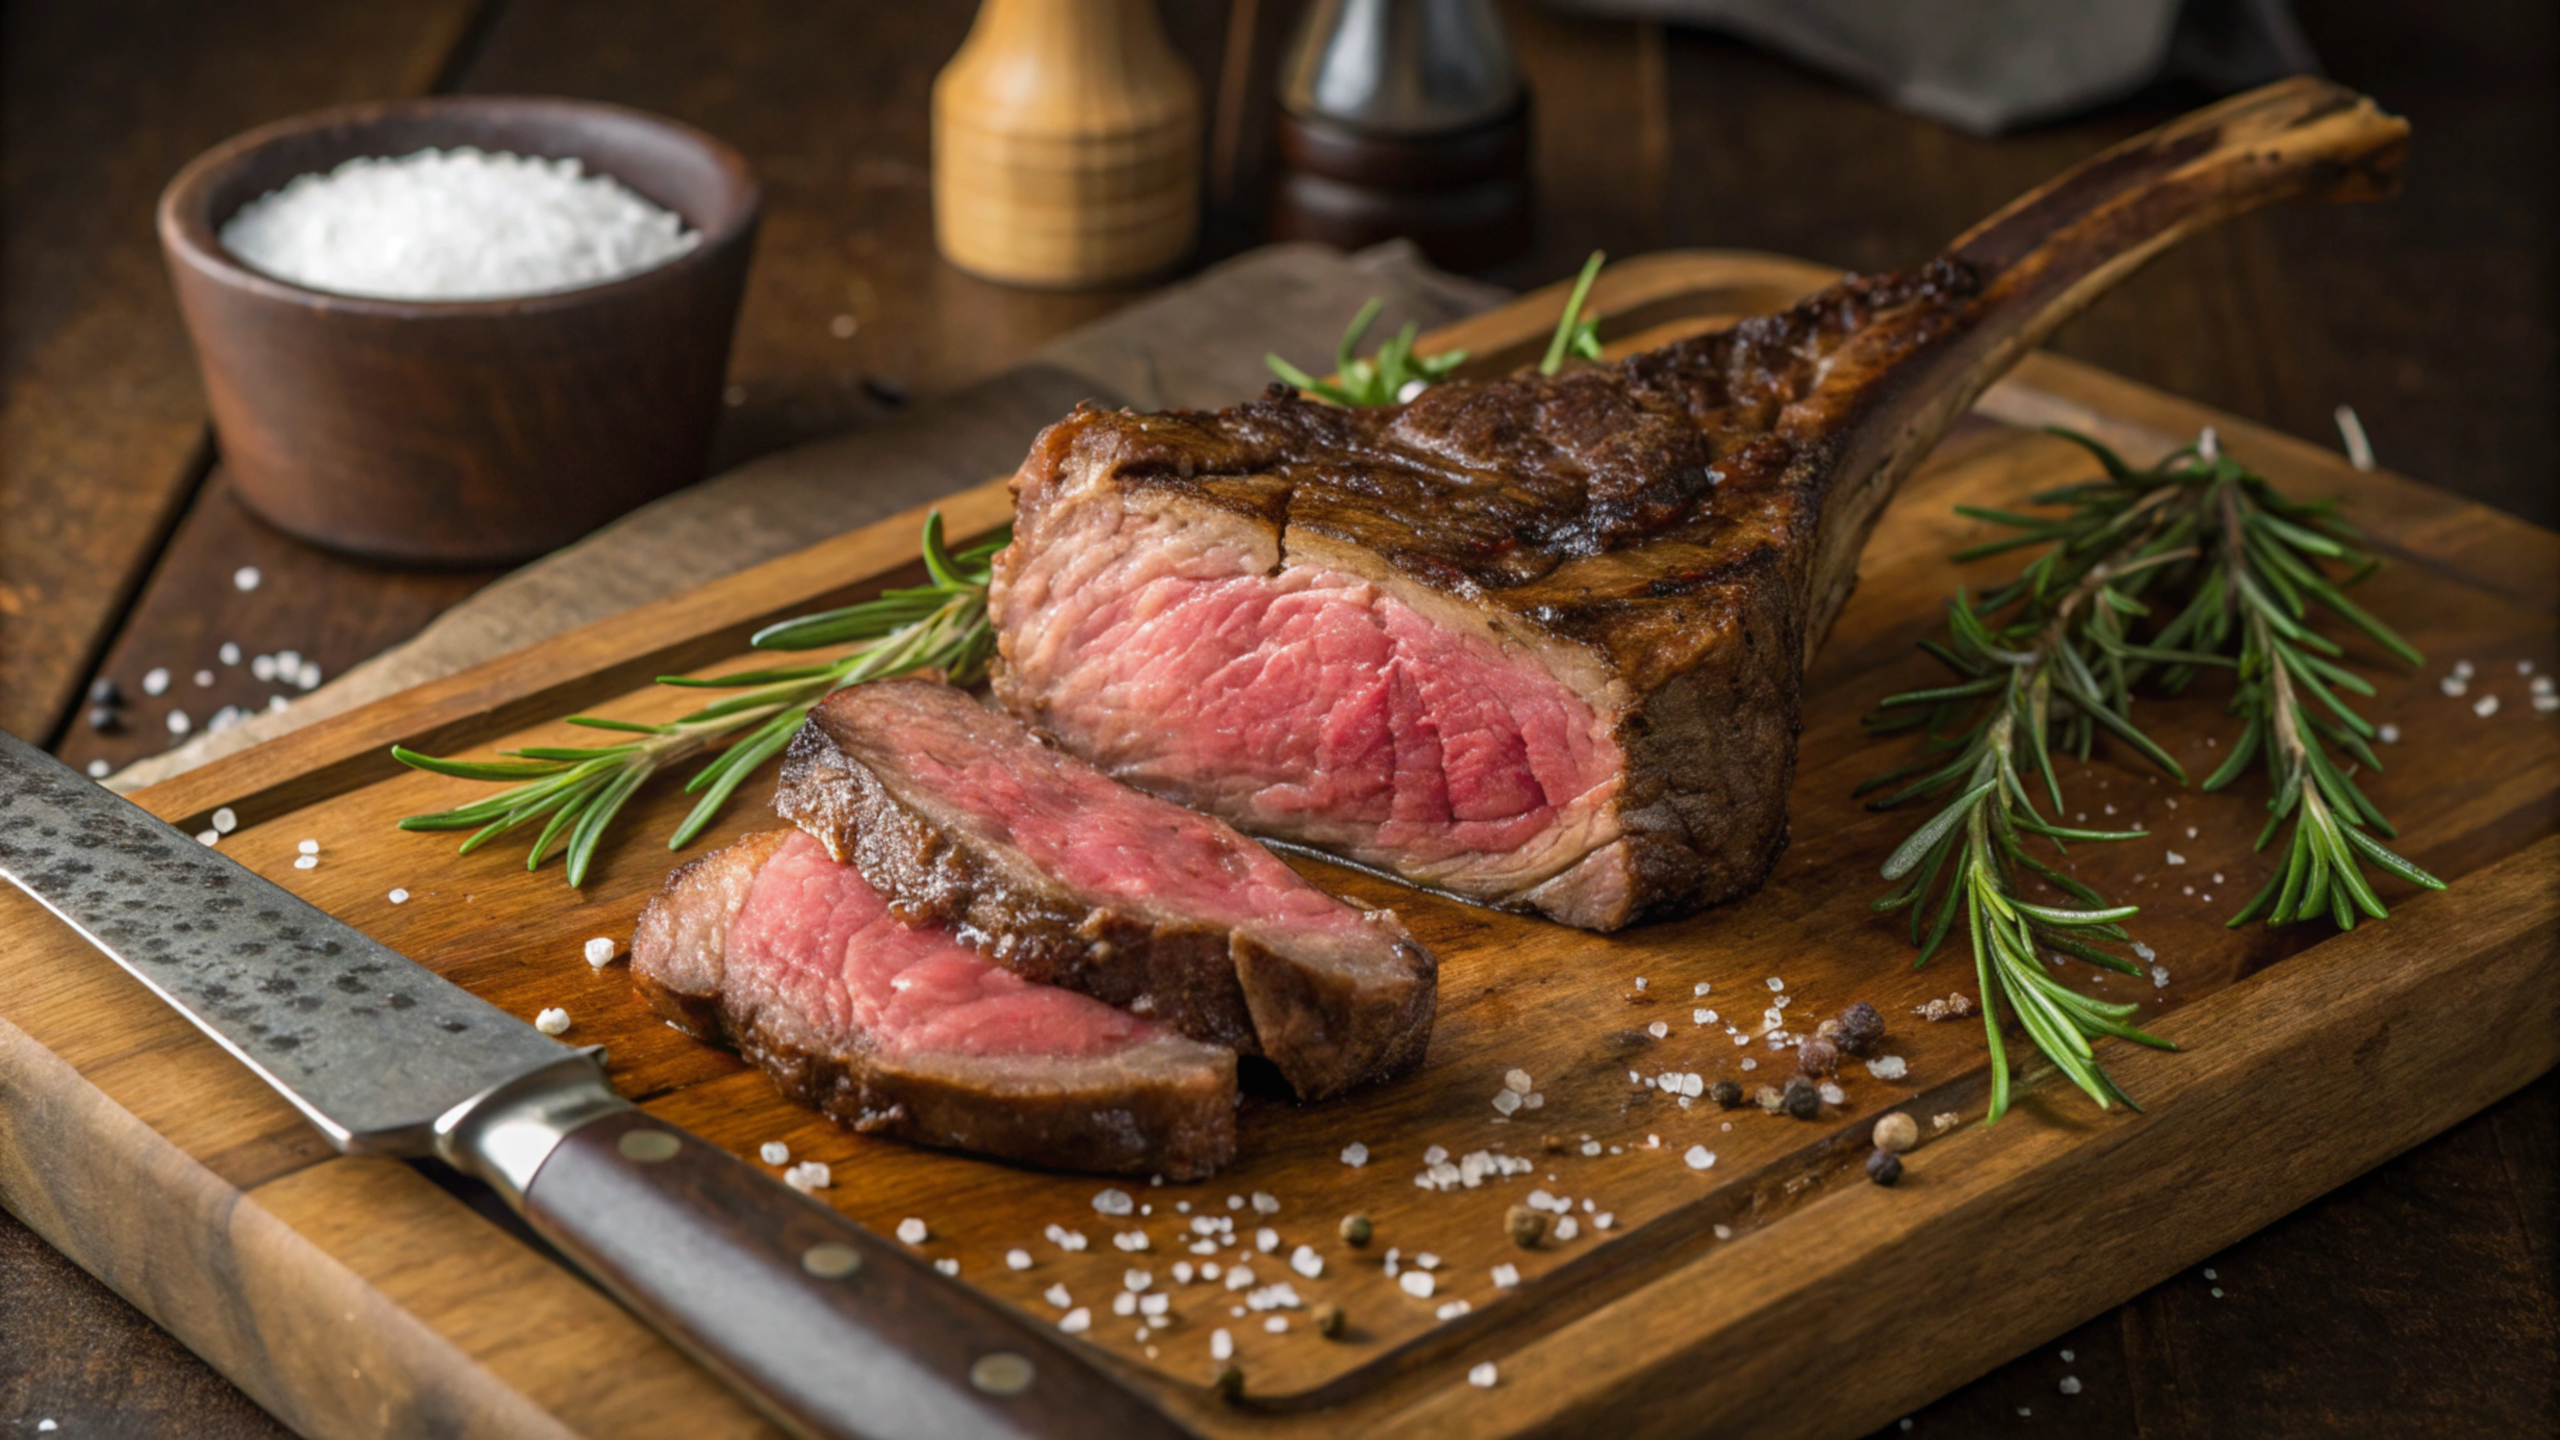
[
  {"left": 115, "top": 241, "right": 1502, "bottom": 790},
  {"left": 1537, "top": 0, "right": 2318, "bottom": 135}
]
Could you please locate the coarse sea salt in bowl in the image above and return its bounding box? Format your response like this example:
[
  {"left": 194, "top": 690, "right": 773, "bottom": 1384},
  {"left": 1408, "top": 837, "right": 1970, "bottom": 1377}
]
[{"left": 159, "top": 97, "right": 760, "bottom": 564}]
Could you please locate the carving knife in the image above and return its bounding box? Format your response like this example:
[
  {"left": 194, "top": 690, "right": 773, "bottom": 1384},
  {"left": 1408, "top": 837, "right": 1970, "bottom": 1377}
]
[{"left": 0, "top": 729, "right": 1189, "bottom": 1440}]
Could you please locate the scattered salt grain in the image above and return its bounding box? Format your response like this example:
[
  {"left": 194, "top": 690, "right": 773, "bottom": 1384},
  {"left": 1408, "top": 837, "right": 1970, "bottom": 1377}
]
[
  {"left": 1866, "top": 1055, "right": 1909, "bottom": 1081},
  {"left": 1341, "top": 1142, "right": 1369, "bottom": 1167},
  {"left": 1493, "top": 1089, "right": 1522, "bottom": 1115},
  {"left": 1255, "top": 1228, "right": 1279, "bottom": 1253},
  {"left": 2442, "top": 675, "right": 2469, "bottom": 697},
  {"left": 2378, "top": 723, "right": 2401, "bottom": 743},
  {"left": 1646, "top": 1021, "right": 1669, "bottom": 1039},
  {"left": 196, "top": 830, "right": 220, "bottom": 847},
  {"left": 1059, "top": 1308, "right": 1091, "bottom": 1333},
  {"left": 1399, "top": 1270, "right": 1436, "bottom": 1298},
  {"left": 87, "top": 760, "right": 110, "bottom": 778},
  {"left": 252, "top": 655, "right": 278, "bottom": 682},
  {"left": 1765, "top": 976, "right": 1784, "bottom": 991},
  {"left": 2060, "top": 1376, "right": 2083, "bottom": 1395},
  {"left": 1694, "top": 1008, "right": 1713, "bottom": 1025},
  {"left": 1264, "top": 1316, "right": 1289, "bottom": 1333},
  {"left": 896, "top": 1218, "right": 928, "bottom": 1245},
  {"left": 2152, "top": 965, "right": 2172, "bottom": 989},
  {"left": 167, "top": 709, "right": 192, "bottom": 736},
  {"left": 758, "top": 1141, "right": 788, "bottom": 1165},
  {"left": 535, "top": 1007, "right": 570, "bottom": 1035},
  {"left": 783, "top": 1161, "right": 830, "bottom": 1192},
  {"left": 385, "top": 887, "right": 410, "bottom": 905},
  {"left": 1290, "top": 1245, "right": 1323, "bottom": 1278},
  {"left": 143, "top": 667, "right": 171, "bottom": 696},
  {"left": 233, "top": 566, "right": 262, "bottom": 592},
  {"left": 1553, "top": 1216, "right": 1579, "bottom": 1241},
  {"left": 583, "top": 936, "right": 618, "bottom": 968},
  {"left": 2165, "top": 850, "right": 2185, "bottom": 866},
  {"left": 933, "top": 1258, "right": 959, "bottom": 1277},
  {"left": 1469, "top": 1362, "right": 1498, "bottom": 1388},
  {"left": 297, "top": 660, "right": 323, "bottom": 691},
  {"left": 1210, "top": 1327, "right": 1233, "bottom": 1359},
  {"left": 210, "top": 806, "right": 238, "bottom": 834},
  {"left": 1045, "top": 1283, "right": 1072, "bottom": 1308},
  {"left": 1503, "top": 1068, "right": 1533, "bottom": 1094},
  {"left": 1252, "top": 1191, "right": 1280, "bottom": 1215},
  {"left": 1124, "top": 1268, "right": 1153, "bottom": 1293},
  {"left": 1114, "top": 1230, "right": 1150, "bottom": 1252},
  {"left": 1140, "top": 1293, "right": 1168, "bottom": 1317},
  {"left": 1491, "top": 1263, "right": 1520, "bottom": 1288},
  {"left": 193, "top": 669, "right": 215, "bottom": 689},
  {"left": 293, "top": 855, "right": 318, "bottom": 870},
  {"left": 1685, "top": 1146, "right": 1716, "bottom": 1170},
  {"left": 1094, "top": 1188, "right": 1134, "bottom": 1216},
  {"left": 298, "top": 839, "right": 320, "bottom": 855},
  {"left": 2474, "top": 694, "right": 2501, "bottom": 717},
  {"left": 1415, "top": 1252, "right": 1440, "bottom": 1269},
  {"left": 222, "top": 149, "right": 702, "bottom": 302},
  {"left": 1633, "top": 977, "right": 1647, "bottom": 991},
  {"left": 219, "top": 641, "right": 242, "bottom": 665},
  {"left": 1436, "top": 1300, "right": 1471, "bottom": 1319},
  {"left": 1694, "top": 981, "right": 1711, "bottom": 996}
]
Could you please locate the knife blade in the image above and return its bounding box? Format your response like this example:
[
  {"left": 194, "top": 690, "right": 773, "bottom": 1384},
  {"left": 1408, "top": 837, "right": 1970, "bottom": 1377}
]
[{"left": 0, "top": 730, "right": 1191, "bottom": 1440}]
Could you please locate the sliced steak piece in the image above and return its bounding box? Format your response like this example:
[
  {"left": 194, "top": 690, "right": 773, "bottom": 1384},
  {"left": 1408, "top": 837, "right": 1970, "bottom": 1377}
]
[
  {"left": 990, "top": 80, "right": 2407, "bottom": 930},
  {"left": 631, "top": 827, "right": 1238, "bottom": 1178},
  {"left": 776, "top": 679, "right": 1435, "bottom": 1101}
]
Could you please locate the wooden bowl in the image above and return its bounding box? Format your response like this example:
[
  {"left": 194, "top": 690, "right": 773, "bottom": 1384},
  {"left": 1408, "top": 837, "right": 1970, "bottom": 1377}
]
[{"left": 158, "top": 96, "right": 760, "bottom": 565}]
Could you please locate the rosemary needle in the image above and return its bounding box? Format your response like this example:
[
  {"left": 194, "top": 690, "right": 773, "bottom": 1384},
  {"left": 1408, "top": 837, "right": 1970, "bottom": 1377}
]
[{"left": 393, "top": 511, "right": 1005, "bottom": 887}]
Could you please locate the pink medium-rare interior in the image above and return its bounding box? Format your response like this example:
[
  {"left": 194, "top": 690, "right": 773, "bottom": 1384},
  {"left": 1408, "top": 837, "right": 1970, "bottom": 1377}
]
[
  {"left": 887, "top": 695, "right": 1379, "bottom": 944},
  {"left": 1002, "top": 513, "right": 1623, "bottom": 890},
  {"left": 729, "top": 830, "right": 1161, "bottom": 1061}
]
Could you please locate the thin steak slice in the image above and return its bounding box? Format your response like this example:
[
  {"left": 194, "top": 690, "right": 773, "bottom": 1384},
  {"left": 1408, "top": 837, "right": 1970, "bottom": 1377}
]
[
  {"left": 776, "top": 679, "right": 1435, "bottom": 1101},
  {"left": 631, "top": 827, "right": 1237, "bottom": 1178},
  {"left": 991, "top": 80, "right": 2407, "bottom": 930}
]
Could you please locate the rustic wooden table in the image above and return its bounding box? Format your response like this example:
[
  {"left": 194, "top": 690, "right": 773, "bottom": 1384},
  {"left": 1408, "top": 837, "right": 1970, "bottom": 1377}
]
[{"left": 2, "top": 2, "right": 2551, "bottom": 1435}]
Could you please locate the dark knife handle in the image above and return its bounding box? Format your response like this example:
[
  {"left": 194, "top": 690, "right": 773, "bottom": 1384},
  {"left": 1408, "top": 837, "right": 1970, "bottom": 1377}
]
[{"left": 519, "top": 1108, "right": 1192, "bottom": 1440}]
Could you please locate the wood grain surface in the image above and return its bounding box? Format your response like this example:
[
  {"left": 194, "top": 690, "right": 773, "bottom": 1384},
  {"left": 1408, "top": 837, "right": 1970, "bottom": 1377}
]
[
  {"left": 8, "top": 1, "right": 2555, "bottom": 1435},
  {"left": 4, "top": 261, "right": 2555, "bottom": 1436}
]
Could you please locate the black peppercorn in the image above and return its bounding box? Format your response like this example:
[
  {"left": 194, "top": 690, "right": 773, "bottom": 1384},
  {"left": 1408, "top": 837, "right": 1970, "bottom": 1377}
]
[
  {"left": 1338, "top": 1214, "right": 1372, "bottom": 1247},
  {"left": 1781, "top": 1075, "right": 1820, "bottom": 1120},
  {"left": 1710, "top": 1078, "right": 1745, "bottom": 1108},
  {"left": 1211, "top": 1363, "right": 1245, "bottom": 1401},
  {"left": 1865, "top": 1148, "right": 1904, "bottom": 1186},
  {"left": 88, "top": 678, "right": 123, "bottom": 707},
  {"left": 1835, "top": 1001, "right": 1886, "bottom": 1055},
  {"left": 1312, "top": 1301, "right": 1346, "bottom": 1338},
  {"left": 85, "top": 705, "right": 122, "bottom": 733},
  {"left": 1796, "top": 1037, "right": 1840, "bottom": 1077}
]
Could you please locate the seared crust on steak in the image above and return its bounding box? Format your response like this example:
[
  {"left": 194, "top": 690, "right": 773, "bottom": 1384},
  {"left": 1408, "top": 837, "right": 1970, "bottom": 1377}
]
[
  {"left": 992, "top": 82, "right": 2407, "bottom": 930},
  {"left": 777, "top": 680, "right": 1436, "bottom": 1099},
  {"left": 632, "top": 829, "right": 1238, "bottom": 1178}
]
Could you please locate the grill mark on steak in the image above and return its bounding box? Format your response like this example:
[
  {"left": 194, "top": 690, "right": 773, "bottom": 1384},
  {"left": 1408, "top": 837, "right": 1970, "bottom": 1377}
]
[
  {"left": 993, "top": 81, "right": 2407, "bottom": 931},
  {"left": 630, "top": 828, "right": 1238, "bottom": 1178},
  {"left": 775, "top": 680, "right": 1436, "bottom": 1101}
]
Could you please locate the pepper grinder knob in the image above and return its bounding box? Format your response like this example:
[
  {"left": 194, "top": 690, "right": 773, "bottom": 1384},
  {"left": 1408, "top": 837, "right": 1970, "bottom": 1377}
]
[
  {"left": 933, "top": 0, "right": 1200, "bottom": 289},
  {"left": 1271, "top": 0, "right": 1532, "bottom": 269}
]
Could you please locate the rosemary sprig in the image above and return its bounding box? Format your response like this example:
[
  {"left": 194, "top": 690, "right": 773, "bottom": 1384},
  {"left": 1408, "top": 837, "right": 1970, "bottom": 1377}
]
[
  {"left": 1264, "top": 297, "right": 1468, "bottom": 406},
  {"left": 1864, "top": 428, "right": 2440, "bottom": 1117},
  {"left": 393, "top": 512, "right": 1004, "bottom": 886},
  {"left": 1538, "top": 250, "right": 1607, "bottom": 376},
  {"left": 1262, "top": 250, "right": 1608, "bottom": 406}
]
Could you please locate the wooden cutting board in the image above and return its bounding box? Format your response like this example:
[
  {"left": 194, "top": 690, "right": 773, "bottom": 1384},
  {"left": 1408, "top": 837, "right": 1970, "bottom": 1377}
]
[{"left": 4, "top": 252, "right": 2555, "bottom": 1440}]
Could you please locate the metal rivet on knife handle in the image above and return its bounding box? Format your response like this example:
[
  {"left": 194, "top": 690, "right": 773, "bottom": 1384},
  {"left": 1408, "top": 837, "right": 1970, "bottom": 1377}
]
[
  {"left": 969, "top": 1352, "right": 1036, "bottom": 1396},
  {"left": 618, "top": 1129, "right": 681, "bottom": 1163},
  {"left": 801, "top": 1242, "right": 862, "bottom": 1280}
]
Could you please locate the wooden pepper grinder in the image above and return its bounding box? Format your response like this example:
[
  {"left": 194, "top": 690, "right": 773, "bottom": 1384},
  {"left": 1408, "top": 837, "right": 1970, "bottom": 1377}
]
[
  {"left": 933, "top": 0, "right": 1201, "bottom": 288},
  {"left": 1271, "top": 0, "right": 1531, "bottom": 270}
]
